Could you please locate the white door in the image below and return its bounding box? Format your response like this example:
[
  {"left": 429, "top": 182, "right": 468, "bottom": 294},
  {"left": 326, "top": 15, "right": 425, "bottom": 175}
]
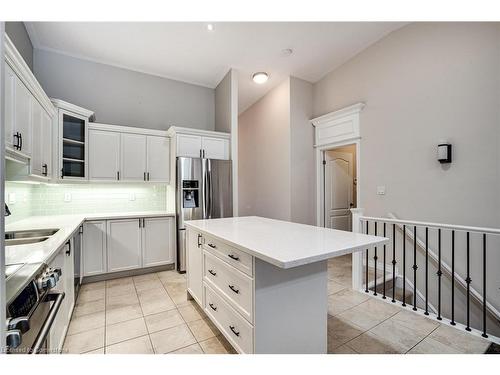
[
  {"left": 107, "top": 219, "right": 142, "bottom": 272},
  {"left": 324, "top": 151, "right": 354, "bottom": 231},
  {"left": 5, "top": 63, "right": 16, "bottom": 150},
  {"left": 121, "top": 133, "right": 147, "bottom": 181},
  {"left": 146, "top": 136, "right": 170, "bottom": 182},
  {"left": 142, "top": 217, "right": 175, "bottom": 267},
  {"left": 89, "top": 129, "right": 121, "bottom": 181},
  {"left": 186, "top": 228, "right": 203, "bottom": 304},
  {"left": 41, "top": 110, "right": 52, "bottom": 177},
  {"left": 14, "top": 77, "right": 32, "bottom": 156},
  {"left": 83, "top": 221, "right": 107, "bottom": 276},
  {"left": 177, "top": 134, "right": 202, "bottom": 158},
  {"left": 202, "top": 136, "right": 230, "bottom": 160},
  {"left": 30, "top": 98, "right": 43, "bottom": 176}
]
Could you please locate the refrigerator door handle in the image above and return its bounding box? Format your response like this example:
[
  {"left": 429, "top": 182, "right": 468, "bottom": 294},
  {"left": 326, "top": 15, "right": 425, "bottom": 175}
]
[
  {"left": 207, "top": 161, "right": 212, "bottom": 218},
  {"left": 202, "top": 159, "right": 208, "bottom": 219}
]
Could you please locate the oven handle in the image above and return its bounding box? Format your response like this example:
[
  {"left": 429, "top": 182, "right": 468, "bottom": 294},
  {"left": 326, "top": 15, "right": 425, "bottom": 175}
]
[{"left": 31, "top": 292, "right": 65, "bottom": 354}]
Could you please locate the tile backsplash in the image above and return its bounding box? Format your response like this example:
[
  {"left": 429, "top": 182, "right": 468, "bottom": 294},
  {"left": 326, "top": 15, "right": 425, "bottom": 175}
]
[{"left": 5, "top": 182, "right": 172, "bottom": 224}]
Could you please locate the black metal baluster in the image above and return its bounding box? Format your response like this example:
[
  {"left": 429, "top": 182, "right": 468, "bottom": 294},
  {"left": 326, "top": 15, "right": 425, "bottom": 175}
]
[
  {"left": 424, "top": 227, "right": 429, "bottom": 315},
  {"left": 402, "top": 225, "right": 406, "bottom": 307},
  {"left": 374, "top": 222, "right": 378, "bottom": 296},
  {"left": 450, "top": 230, "right": 456, "bottom": 325},
  {"left": 413, "top": 226, "right": 418, "bottom": 311},
  {"left": 482, "top": 233, "right": 488, "bottom": 338},
  {"left": 383, "top": 223, "right": 387, "bottom": 299},
  {"left": 465, "top": 232, "right": 471, "bottom": 331},
  {"left": 365, "top": 220, "right": 369, "bottom": 293},
  {"left": 392, "top": 224, "right": 396, "bottom": 303},
  {"left": 437, "top": 228, "right": 442, "bottom": 320}
]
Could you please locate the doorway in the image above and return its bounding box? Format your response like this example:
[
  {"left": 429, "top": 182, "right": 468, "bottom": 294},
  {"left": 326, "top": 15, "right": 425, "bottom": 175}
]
[{"left": 323, "top": 144, "right": 357, "bottom": 231}]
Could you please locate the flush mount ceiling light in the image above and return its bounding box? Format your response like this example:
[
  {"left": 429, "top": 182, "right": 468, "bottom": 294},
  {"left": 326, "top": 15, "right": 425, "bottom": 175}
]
[
  {"left": 207, "top": 24, "right": 214, "bottom": 31},
  {"left": 252, "top": 72, "right": 269, "bottom": 84}
]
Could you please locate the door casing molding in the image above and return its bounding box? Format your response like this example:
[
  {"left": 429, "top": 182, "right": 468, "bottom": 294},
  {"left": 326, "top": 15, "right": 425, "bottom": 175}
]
[{"left": 310, "top": 103, "right": 364, "bottom": 227}]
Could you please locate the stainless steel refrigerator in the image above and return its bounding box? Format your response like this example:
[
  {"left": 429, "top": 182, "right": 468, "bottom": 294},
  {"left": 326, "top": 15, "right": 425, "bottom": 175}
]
[{"left": 176, "top": 157, "right": 232, "bottom": 272}]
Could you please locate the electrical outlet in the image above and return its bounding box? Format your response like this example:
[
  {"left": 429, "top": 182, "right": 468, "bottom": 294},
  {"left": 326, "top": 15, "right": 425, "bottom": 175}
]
[
  {"left": 64, "top": 192, "right": 72, "bottom": 202},
  {"left": 8, "top": 193, "right": 16, "bottom": 204},
  {"left": 129, "top": 193, "right": 136, "bottom": 201},
  {"left": 377, "top": 186, "right": 386, "bottom": 195}
]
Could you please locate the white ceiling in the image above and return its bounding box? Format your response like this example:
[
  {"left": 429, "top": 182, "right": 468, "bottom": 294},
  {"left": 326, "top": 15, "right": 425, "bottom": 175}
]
[{"left": 26, "top": 22, "right": 405, "bottom": 113}]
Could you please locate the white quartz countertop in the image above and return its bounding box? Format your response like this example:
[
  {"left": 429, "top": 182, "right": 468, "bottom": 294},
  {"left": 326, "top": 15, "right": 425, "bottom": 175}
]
[
  {"left": 185, "top": 216, "right": 388, "bottom": 269},
  {"left": 6, "top": 211, "right": 175, "bottom": 266}
]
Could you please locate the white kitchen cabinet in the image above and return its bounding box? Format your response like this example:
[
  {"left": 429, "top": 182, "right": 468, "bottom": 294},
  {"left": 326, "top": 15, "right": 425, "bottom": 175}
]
[
  {"left": 121, "top": 133, "right": 147, "bottom": 181},
  {"left": 89, "top": 129, "right": 120, "bottom": 181},
  {"left": 48, "top": 241, "right": 74, "bottom": 353},
  {"left": 202, "top": 136, "right": 230, "bottom": 160},
  {"left": 142, "top": 217, "right": 175, "bottom": 267},
  {"left": 186, "top": 228, "right": 203, "bottom": 305},
  {"left": 107, "top": 219, "right": 142, "bottom": 272},
  {"left": 146, "top": 136, "right": 170, "bottom": 182},
  {"left": 30, "top": 98, "right": 43, "bottom": 176},
  {"left": 177, "top": 133, "right": 203, "bottom": 158},
  {"left": 82, "top": 221, "right": 107, "bottom": 276},
  {"left": 4, "top": 63, "right": 16, "bottom": 150},
  {"left": 14, "top": 76, "right": 32, "bottom": 156}
]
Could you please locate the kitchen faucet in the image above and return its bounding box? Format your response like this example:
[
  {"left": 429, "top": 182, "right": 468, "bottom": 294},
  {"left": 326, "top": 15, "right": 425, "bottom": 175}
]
[{"left": 5, "top": 203, "right": 12, "bottom": 216}]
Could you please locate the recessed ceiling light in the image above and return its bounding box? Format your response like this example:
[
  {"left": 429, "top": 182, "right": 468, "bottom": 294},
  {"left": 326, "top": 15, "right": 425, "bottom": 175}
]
[
  {"left": 207, "top": 24, "right": 214, "bottom": 31},
  {"left": 282, "top": 48, "right": 293, "bottom": 56},
  {"left": 252, "top": 72, "right": 269, "bottom": 84}
]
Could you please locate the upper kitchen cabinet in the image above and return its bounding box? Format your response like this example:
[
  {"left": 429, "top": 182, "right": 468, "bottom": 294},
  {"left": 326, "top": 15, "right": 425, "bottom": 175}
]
[
  {"left": 52, "top": 99, "right": 94, "bottom": 181},
  {"left": 88, "top": 123, "right": 170, "bottom": 183},
  {"left": 167, "top": 126, "right": 231, "bottom": 160},
  {"left": 4, "top": 34, "right": 56, "bottom": 168}
]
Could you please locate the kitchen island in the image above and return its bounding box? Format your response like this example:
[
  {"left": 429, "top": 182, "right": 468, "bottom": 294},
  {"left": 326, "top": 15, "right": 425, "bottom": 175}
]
[{"left": 184, "top": 216, "right": 388, "bottom": 354}]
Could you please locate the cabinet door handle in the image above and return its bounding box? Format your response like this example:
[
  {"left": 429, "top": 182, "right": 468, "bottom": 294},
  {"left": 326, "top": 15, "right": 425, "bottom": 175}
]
[
  {"left": 18, "top": 133, "right": 23, "bottom": 150},
  {"left": 147, "top": 172, "right": 150, "bottom": 181},
  {"left": 207, "top": 243, "right": 216, "bottom": 249},
  {"left": 199, "top": 149, "right": 202, "bottom": 158},
  {"left": 229, "top": 325, "right": 240, "bottom": 337},
  {"left": 117, "top": 171, "right": 120, "bottom": 180},
  {"left": 228, "top": 285, "right": 239, "bottom": 294},
  {"left": 65, "top": 240, "right": 71, "bottom": 256},
  {"left": 42, "top": 164, "right": 48, "bottom": 176},
  {"left": 197, "top": 234, "right": 202, "bottom": 248},
  {"left": 13, "top": 133, "right": 20, "bottom": 150},
  {"left": 208, "top": 269, "right": 216, "bottom": 276},
  {"left": 144, "top": 172, "right": 146, "bottom": 181},
  {"left": 209, "top": 303, "right": 217, "bottom": 311},
  {"left": 228, "top": 254, "right": 239, "bottom": 261},
  {"left": 202, "top": 149, "right": 205, "bottom": 158},
  {"left": 61, "top": 168, "right": 64, "bottom": 179}
]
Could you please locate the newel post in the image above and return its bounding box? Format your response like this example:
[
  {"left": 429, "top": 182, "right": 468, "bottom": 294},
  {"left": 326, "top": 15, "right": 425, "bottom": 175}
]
[{"left": 351, "top": 208, "right": 365, "bottom": 290}]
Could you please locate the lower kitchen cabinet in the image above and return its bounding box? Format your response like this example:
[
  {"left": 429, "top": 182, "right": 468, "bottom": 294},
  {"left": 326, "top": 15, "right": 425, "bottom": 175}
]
[
  {"left": 186, "top": 228, "right": 203, "bottom": 305},
  {"left": 48, "top": 241, "right": 75, "bottom": 353},
  {"left": 82, "top": 221, "right": 107, "bottom": 276},
  {"left": 107, "top": 219, "right": 142, "bottom": 273},
  {"left": 142, "top": 217, "right": 175, "bottom": 267}
]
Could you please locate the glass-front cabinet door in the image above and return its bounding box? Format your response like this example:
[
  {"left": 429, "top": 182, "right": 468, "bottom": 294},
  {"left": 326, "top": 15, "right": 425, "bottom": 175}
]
[{"left": 59, "top": 111, "right": 88, "bottom": 179}]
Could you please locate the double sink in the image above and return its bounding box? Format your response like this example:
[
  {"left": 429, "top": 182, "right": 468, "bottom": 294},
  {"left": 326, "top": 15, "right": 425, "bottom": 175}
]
[{"left": 5, "top": 229, "right": 60, "bottom": 247}]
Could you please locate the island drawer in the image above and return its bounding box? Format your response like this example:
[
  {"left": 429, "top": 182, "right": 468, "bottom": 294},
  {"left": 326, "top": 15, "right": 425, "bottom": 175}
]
[
  {"left": 204, "top": 284, "right": 254, "bottom": 354},
  {"left": 202, "top": 235, "right": 253, "bottom": 277},
  {"left": 203, "top": 251, "right": 253, "bottom": 323}
]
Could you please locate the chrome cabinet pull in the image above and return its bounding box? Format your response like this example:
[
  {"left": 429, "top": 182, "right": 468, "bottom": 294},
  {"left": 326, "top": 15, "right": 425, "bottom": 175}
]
[
  {"left": 228, "top": 254, "right": 239, "bottom": 261},
  {"left": 228, "top": 285, "right": 239, "bottom": 294},
  {"left": 229, "top": 325, "right": 240, "bottom": 337},
  {"left": 208, "top": 243, "right": 216, "bottom": 249},
  {"left": 209, "top": 303, "right": 217, "bottom": 311},
  {"left": 208, "top": 269, "right": 217, "bottom": 276},
  {"left": 197, "top": 234, "right": 202, "bottom": 247},
  {"left": 13, "top": 132, "right": 20, "bottom": 150},
  {"left": 42, "top": 164, "right": 48, "bottom": 176}
]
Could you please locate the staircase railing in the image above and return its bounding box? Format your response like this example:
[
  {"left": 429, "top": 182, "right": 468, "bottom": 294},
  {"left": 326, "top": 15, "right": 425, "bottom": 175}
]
[{"left": 351, "top": 208, "right": 500, "bottom": 340}]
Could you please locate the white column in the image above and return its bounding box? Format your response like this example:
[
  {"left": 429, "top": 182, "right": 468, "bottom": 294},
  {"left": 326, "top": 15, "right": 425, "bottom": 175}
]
[{"left": 351, "top": 208, "right": 364, "bottom": 290}]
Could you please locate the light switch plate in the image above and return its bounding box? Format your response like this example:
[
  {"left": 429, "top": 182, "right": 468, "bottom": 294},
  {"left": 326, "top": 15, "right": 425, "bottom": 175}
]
[
  {"left": 377, "top": 186, "right": 386, "bottom": 195},
  {"left": 64, "top": 192, "right": 72, "bottom": 202}
]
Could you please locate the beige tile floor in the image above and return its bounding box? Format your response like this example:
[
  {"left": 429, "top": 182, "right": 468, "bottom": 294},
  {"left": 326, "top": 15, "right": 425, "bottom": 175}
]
[
  {"left": 64, "top": 255, "right": 492, "bottom": 354},
  {"left": 63, "top": 271, "right": 236, "bottom": 354}
]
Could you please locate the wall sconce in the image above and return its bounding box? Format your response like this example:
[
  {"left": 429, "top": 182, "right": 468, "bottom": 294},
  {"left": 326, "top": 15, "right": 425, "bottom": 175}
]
[{"left": 437, "top": 141, "right": 452, "bottom": 163}]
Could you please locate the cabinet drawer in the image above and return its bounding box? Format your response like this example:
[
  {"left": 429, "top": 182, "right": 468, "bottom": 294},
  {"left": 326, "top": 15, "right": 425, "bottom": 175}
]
[
  {"left": 204, "top": 284, "right": 253, "bottom": 354},
  {"left": 202, "top": 236, "right": 253, "bottom": 277},
  {"left": 204, "top": 251, "right": 253, "bottom": 323}
]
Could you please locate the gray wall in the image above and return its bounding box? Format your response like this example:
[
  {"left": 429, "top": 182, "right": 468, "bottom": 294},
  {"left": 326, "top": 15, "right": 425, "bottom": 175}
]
[
  {"left": 215, "top": 70, "right": 232, "bottom": 133},
  {"left": 5, "top": 22, "right": 33, "bottom": 71},
  {"left": 34, "top": 49, "right": 215, "bottom": 131},
  {"left": 313, "top": 22, "right": 500, "bottom": 316}
]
